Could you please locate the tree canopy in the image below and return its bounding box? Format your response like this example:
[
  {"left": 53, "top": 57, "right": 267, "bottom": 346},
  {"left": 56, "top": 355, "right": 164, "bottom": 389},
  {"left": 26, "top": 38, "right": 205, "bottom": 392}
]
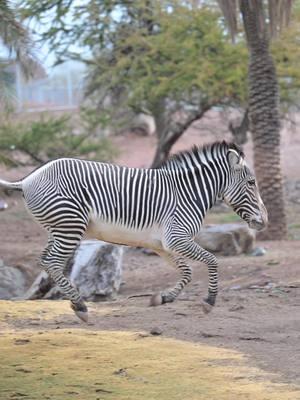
[
  {"left": 85, "top": 3, "right": 248, "bottom": 123},
  {"left": 21, "top": 1, "right": 248, "bottom": 133},
  {"left": 20, "top": 0, "right": 300, "bottom": 118}
]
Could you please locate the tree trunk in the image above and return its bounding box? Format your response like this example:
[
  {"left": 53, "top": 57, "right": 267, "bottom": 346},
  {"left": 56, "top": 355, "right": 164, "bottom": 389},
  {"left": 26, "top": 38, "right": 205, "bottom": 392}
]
[
  {"left": 229, "top": 108, "right": 249, "bottom": 145},
  {"left": 151, "top": 105, "right": 211, "bottom": 168},
  {"left": 151, "top": 127, "right": 185, "bottom": 168},
  {"left": 240, "top": 0, "right": 287, "bottom": 240}
]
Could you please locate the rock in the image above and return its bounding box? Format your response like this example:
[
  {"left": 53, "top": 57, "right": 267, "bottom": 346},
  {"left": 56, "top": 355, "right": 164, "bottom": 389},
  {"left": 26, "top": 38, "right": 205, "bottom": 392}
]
[
  {"left": 229, "top": 305, "right": 245, "bottom": 312},
  {"left": 267, "top": 260, "right": 279, "bottom": 266},
  {"left": 250, "top": 247, "right": 267, "bottom": 257},
  {"left": 0, "top": 264, "right": 27, "bottom": 299},
  {"left": 24, "top": 240, "right": 123, "bottom": 301},
  {"left": 141, "top": 248, "right": 157, "bottom": 256},
  {"left": 195, "top": 223, "right": 255, "bottom": 256},
  {"left": 0, "top": 199, "right": 8, "bottom": 211},
  {"left": 70, "top": 240, "right": 123, "bottom": 301},
  {"left": 23, "top": 270, "right": 53, "bottom": 300},
  {"left": 132, "top": 113, "right": 156, "bottom": 136},
  {"left": 150, "top": 327, "right": 163, "bottom": 336},
  {"left": 229, "top": 285, "right": 242, "bottom": 291}
]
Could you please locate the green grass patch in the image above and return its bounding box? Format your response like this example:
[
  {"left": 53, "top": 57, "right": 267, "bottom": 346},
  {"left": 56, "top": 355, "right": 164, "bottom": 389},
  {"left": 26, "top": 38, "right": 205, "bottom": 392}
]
[
  {"left": 206, "top": 211, "right": 241, "bottom": 225},
  {"left": 288, "top": 223, "right": 300, "bottom": 229},
  {"left": 288, "top": 223, "right": 300, "bottom": 240}
]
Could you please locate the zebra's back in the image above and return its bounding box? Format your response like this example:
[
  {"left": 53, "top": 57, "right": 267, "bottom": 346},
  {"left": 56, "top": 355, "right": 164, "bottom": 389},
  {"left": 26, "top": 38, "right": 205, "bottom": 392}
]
[{"left": 22, "top": 158, "right": 176, "bottom": 246}]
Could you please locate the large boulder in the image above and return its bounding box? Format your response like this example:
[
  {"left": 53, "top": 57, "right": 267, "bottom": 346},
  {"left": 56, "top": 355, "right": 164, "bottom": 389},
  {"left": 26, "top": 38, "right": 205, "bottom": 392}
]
[
  {"left": 195, "top": 223, "right": 255, "bottom": 256},
  {"left": 0, "top": 260, "right": 28, "bottom": 299},
  {"left": 24, "top": 240, "right": 123, "bottom": 301},
  {"left": 70, "top": 240, "right": 123, "bottom": 300}
]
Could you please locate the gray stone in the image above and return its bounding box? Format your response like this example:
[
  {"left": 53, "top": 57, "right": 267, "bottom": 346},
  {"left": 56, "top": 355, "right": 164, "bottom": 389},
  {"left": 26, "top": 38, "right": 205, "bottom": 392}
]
[
  {"left": 0, "top": 264, "right": 27, "bottom": 299},
  {"left": 195, "top": 223, "right": 256, "bottom": 256},
  {"left": 132, "top": 113, "right": 156, "bottom": 136},
  {"left": 0, "top": 199, "right": 8, "bottom": 211},
  {"left": 70, "top": 240, "right": 123, "bottom": 301},
  {"left": 24, "top": 240, "right": 123, "bottom": 301},
  {"left": 23, "top": 270, "right": 53, "bottom": 300},
  {"left": 229, "top": 285, "right": 242, "bottom": 291},
  {"left": 150, "top": 327, "right": 163, "bottom": 336},
  {"left": 141, "top": 248, "right": 157, "bottom": 256},
  {"left": 250, "top": 247, "right": 267, "bottom": 257}
]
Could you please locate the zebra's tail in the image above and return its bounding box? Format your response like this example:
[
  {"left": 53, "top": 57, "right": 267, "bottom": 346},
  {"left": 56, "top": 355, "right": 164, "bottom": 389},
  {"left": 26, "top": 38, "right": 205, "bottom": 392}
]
[{"left": 0, "top": 178, "right": 23, "bottom": 191}]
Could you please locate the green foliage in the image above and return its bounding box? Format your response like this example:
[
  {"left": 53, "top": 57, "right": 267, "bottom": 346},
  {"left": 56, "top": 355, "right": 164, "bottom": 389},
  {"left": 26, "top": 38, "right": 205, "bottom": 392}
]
[
  {"left": 0, "top": 64, "right": 16, "bottom": 110},
  {"left": 0, "top": 1, "right": 44, "bottom": 113},
  {"left": 0, "top": 113, "right": 116, "bottom": 166},
  {"left": 272, "top": 10, "right": 300, "bottom": 109},
  {"left": 19, "top": 0, "right": 300, "bottom": 124},
  {"left": 0, "top": 0, "right": 41, "bottom": 78},
  {"left": 20, "top": 1, "right": 248, "bottom": 126},
  {"left": 84, "top": 2, "right": 249, "bottom": 120}
]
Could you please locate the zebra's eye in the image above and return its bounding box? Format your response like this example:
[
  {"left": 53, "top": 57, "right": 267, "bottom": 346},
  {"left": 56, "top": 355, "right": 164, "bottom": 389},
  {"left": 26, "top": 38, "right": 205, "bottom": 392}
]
[{"left": 248, "top": 179, "right": 255, "bottom": 186}]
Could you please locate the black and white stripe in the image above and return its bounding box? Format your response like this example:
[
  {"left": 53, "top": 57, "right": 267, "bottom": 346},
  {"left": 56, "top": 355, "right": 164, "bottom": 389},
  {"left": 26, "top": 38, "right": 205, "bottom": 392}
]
[{"left": 0, "top": 141, "right": 267, "bottom": 320}]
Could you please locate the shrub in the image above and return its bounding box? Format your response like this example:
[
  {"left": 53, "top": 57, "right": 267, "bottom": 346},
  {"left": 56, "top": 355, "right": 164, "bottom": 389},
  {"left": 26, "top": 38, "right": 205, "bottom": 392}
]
[{"left": 0, "top": 111, "right": 116, "bottom": 166}]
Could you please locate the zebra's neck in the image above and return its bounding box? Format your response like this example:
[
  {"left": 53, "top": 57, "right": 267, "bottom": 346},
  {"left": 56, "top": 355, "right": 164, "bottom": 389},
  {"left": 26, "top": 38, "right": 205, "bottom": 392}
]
[{"left": 161, "top": 143, "right": 230, "bottom": 212}]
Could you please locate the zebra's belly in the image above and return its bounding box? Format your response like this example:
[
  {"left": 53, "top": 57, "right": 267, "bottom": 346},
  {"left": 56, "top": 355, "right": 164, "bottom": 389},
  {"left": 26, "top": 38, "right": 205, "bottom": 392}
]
[{"left": 86, "top": 219, "right": 163, "bottom": 250}]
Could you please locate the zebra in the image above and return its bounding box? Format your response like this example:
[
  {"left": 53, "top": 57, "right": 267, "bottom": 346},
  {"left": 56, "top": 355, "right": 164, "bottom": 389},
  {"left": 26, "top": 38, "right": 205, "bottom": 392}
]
[{"left": 0, "top": 141, "right": 268, "bottom": 322}]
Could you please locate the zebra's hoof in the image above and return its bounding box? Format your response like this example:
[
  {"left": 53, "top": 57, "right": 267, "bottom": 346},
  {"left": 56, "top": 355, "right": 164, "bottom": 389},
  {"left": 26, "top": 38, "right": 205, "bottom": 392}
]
[
  {"left": 201, "top": 300, "right": 213, "bottom": 314},
  {"left": 149, "top": 293, "right": 163, "bottom": 306},
  {"left": 74, "top": 310, "right": 89, "bottom": 323}
]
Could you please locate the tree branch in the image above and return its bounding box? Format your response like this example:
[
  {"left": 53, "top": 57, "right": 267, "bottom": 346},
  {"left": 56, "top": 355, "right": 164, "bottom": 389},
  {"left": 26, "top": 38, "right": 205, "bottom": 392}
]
[
  {"left": 228, "top": 108, "right": 249, "bottom": 145},
  {"left": 151, "top": 104, "right": 212, "bottom": 168}
]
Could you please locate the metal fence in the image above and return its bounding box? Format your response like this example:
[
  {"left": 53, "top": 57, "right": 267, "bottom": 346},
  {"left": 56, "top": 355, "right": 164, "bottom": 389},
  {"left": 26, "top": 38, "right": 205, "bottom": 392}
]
[{"left": 15, "top": 65, "right": 85, "bottom": 112}]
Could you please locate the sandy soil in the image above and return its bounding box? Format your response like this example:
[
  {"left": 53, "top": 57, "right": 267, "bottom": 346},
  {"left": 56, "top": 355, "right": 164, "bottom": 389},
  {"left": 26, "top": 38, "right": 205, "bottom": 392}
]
[{"left": 0, "top": 115, "right": 299, "bottom": 389}]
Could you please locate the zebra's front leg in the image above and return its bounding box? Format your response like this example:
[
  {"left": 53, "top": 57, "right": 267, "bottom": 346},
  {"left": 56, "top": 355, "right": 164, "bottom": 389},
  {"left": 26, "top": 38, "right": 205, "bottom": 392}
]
[
  {"left": 40, "top": 240, "right": 88, "bottom": 323},
  {"left": 150, "top": 253, "right": 192, "bottom": 306},
  {"left": 201, "top": 259, "right": 218, "bottom": 314},
  {"left": 164, "top": 236, "right": 219, "bottom": 313}
]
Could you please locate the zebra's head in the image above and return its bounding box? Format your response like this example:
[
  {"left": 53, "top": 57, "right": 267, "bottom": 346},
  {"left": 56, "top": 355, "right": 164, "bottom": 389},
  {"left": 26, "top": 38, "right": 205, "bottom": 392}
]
[{"left": 222, "top": 144, "right": 268, "bottom": 231}]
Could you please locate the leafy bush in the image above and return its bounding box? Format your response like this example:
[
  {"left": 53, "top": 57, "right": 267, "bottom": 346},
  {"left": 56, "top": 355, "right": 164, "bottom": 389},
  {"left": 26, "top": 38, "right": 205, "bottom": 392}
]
[{"left": 0, "top": 112, "right": 116, "bottom": 166}]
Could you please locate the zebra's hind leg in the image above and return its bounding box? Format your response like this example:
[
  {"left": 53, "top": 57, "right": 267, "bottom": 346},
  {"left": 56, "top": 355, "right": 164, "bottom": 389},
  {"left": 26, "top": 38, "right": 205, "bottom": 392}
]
[
  {"left": 150, "top": 253, "right": 192, "bottom": 306},
  {"left": 40, "top": 236, "right": 88, "bottom": 322}
]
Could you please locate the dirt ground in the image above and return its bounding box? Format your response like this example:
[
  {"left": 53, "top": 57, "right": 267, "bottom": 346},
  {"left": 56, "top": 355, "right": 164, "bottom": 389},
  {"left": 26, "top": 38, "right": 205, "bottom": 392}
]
[{"left": 0, "top": 115, "right": 300, "bottom": 391}]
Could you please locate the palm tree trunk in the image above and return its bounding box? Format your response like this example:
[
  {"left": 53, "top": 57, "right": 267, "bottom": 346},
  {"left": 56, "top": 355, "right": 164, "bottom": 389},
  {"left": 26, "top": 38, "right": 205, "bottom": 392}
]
[{"left": 240, "top": 0, "right": 287, "bottom": 240}]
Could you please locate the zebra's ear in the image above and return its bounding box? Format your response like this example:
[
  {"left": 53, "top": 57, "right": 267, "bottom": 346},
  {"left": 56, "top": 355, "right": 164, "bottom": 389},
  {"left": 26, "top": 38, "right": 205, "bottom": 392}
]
[{"left": 227, "top": 148, "right": 244, "bottom": 169}]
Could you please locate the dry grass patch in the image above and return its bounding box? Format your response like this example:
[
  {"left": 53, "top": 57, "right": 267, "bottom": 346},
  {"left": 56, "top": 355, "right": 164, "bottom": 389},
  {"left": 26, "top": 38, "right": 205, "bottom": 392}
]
[
  {"left": 0, "top": 300, "right": 118, "bottom": 330},
  {"left": 0, "top": 300, "right": 73, "bottom": 322},
  {"left": 1, "top": 328, "right": 299, "bottom": 400}
]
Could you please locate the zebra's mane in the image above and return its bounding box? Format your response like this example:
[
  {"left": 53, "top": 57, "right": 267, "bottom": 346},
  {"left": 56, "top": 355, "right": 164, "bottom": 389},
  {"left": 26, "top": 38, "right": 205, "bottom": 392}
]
[{"left": 160, "top": 141, "right": 244, "bottom": 170}]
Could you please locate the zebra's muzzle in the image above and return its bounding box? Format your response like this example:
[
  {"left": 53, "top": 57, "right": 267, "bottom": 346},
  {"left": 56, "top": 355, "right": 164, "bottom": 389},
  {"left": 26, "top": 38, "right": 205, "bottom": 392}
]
[{"left": 248, "top": 215, "right": 268, "bottom": 231}]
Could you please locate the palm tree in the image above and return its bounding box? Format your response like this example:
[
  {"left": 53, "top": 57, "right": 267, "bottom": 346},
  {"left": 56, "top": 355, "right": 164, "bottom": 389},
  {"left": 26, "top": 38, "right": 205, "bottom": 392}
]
[{"left": 218, "top": 0, "right": 293, "bottom": 240}]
